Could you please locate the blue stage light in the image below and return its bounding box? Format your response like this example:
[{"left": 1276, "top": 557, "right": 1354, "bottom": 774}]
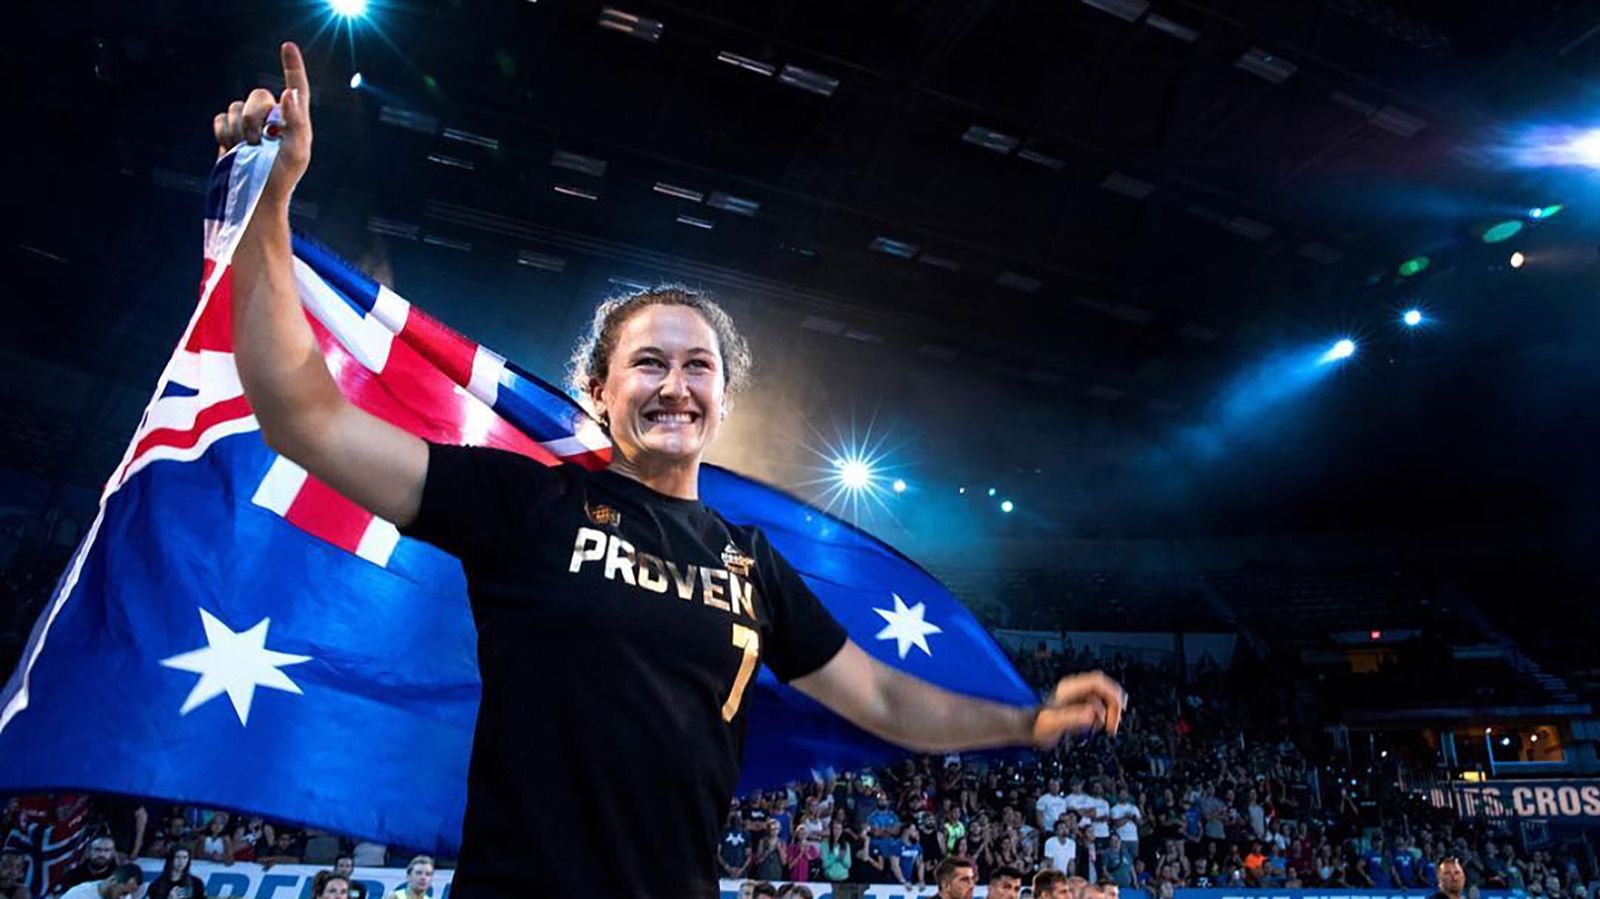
[
  {"left": 891, "top": 479, "right": 907, "bottom": 494},
  {"left": 329, "top": 0, "right": 368, "bottom": 16},
  {"left": 348, "top": 71, "right": 363, "bottom": 90},
  {"left": 1402, "top": 309, "right": 1423, "bottom": 327},
  {"left": 1319, "top": 338, "right": 1356, "bottom": 364},
  {"left": 1000, "top": 500, "right": 1015, "bottom": 513},
  {"left": 987, "top": 487, "right": 997, "bottom": 497}
]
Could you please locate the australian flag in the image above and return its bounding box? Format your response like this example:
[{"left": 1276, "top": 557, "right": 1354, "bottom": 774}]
[{"left": 0, "top": 138, "right": 1035, "bottom": 854}]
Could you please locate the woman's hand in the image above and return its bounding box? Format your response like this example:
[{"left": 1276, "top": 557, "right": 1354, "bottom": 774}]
[
  {"left": 212, "top": 42, "right": 313, "bottom": 201},
  {"left": 1031, "top": 670, "right": 1127, "bottom": 746}
]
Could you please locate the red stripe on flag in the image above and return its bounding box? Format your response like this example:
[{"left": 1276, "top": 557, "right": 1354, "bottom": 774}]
[
  {"left": 284, "top": 477, "right": 372, "bottom": 553},
  {"left": 184, "top": 263, "right": 235, "bottom": 354},
  {"left": 307, "top": 318, "right": 559, "bottom": 466},
  {"left": 398, "top": 311, "right": 478, "bottom": 388},
  {"left": 127, "top": 394, "right": 254, "bottom": 461}
]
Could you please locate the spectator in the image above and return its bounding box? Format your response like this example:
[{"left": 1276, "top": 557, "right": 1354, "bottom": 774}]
[
  {"left": 229, "top": 817, "right": 270, "bottom": 863},
  {"left": 720, "top": 811, "right": 752, "bottom": 880},
  {"left": 1110, "top": 790, "right": 1142, "bottom": 861},
  {"left": 1032, "top": 870, "right": 1070, "bottom": 899},
  {"left": 1087, "top": 782, "right": 1113, "bottom": 848},
  {"left": 1434, "top": 857, "right": 1468, "bottom": 899},
  {"left": 388, "top": 856, "right": 433, "bottom": 899},
  {"left": 940, "top": 805, "right": 967, "bottom": 857},
  {"left": 818, "top": 821, "right": 852, "bottom": 886},
  {"left": 60, "top": 837, "right": 119, "bottom": 889},
  {"left": 1045, "top": 815, "right": 1079, "bottom": 875},
  {"left": 1245, "top": 790, "right": 1266, "bottom": 841},
  {"left": 783, "top": 826, "right": 820, "bottom": 882},
  {"left": 59, "top": 866, "right": 141, "bottom": 899},
  {"left": 989, "top": 865, "right": 1025, "bottom": 899},
  {"left": 749, "top": 884, "right": 778, "bottom": 899},
  {"left": 191, "top": 815, "right": 233, "bottom": 866},
  {"left": 1, "top": 852, "right": 29, "bottom": 899},
  {"left": 310, "top": 874, "right": 349, "bottom": 899},
  {"left": 152, "top": 815, "right": 196, "bottom": 862},
  {"left": 146, "top": 848, "right": 205, "bottom": 899},
  {"left": 1103, "top": 834, "right": 1136, "bottom": 888},
  {"left": 750, "top": 821, "right": 784, "bottom": 883},
  {"left": 932, "top": 857, "right": 976, "bottom": 899},
  {"left": 256, "top": 831, "right": 302, "bottom": 867},
  {"left": 890, "top": 824, "right": 925, "bottom": 887},
  {"left": 867, "top": 795, "right": 902, "bottom": 861},
  {"left": 333, "top": 857, "right": 368, "bottom": 899},
  {"left": 1363, "top": 836, "right": 1397, "bottom": 888},
  {"left": 1038, "top": 778, "right": 1070, "bottom": 832}
]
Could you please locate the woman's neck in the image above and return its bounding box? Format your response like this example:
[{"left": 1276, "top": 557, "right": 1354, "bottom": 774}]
[{"left": 606, "top": 452, "right": 699, "bottom": 500}]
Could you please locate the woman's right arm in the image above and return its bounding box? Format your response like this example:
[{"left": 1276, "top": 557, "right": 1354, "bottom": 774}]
[{"left": 218, "top": 42, "right": 427, "bottom": 526}]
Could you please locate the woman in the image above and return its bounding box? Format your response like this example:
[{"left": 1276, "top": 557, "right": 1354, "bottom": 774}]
[
  {"left": 310, "top": 873, "right": 350, "bottom": 899},
  {"left": 750, "top": 822, "right": 785, "bottom": 883},
  {"left": 192, "top": 815, "right": 232, "bottom": 866},
  {"left": 783, "top": 825, "right": 820, "bottom": 883},
  {"left": 212, "top": 42, "right": 1124, "bottom": 899},
  {"left": 819, "top": 821, "right": 852, "bottom": 885},
  {"left": 147, "top": 848, "right": 207, "bottom": 899}
]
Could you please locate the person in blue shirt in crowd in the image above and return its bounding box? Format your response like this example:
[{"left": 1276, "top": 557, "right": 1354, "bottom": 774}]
[
  {"left": 1364, "top": 835, "right": 1398, "bottom": 888},
  {"left": 892, "top": 824, "right": 925, "bottom": 887},
  {"left": 1394, "top": 837, "right": 1418, "bottom": 887},
  {"left": 868, "top": 795, "right": 903, "bottom": 863}
]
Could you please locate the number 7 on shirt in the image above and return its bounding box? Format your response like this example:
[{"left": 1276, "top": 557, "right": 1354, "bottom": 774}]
[{"left": 721, "top": 623, "right": 761, "bottom": 722}]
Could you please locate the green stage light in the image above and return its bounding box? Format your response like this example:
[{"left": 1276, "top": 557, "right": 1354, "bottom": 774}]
[{"left": 1398, "top": 256, "right": 1431, "bottom": 277}]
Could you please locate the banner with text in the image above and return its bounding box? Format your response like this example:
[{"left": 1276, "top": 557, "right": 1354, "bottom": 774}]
[{"left": 1427, "top": 778, "right": 1600, "bottom": 822}]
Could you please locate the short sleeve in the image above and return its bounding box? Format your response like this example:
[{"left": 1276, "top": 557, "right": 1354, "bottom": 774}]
[
  {"left": 750, "top": 528, "right": 848, "bottom": 683},
  {"left": 400, "top": 442, "right": 568, "bottom": 563}
]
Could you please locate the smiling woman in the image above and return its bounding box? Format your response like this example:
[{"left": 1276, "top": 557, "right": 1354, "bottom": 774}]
[{"left": 215, "top": 41, "right": 1123, "bottom": 899}]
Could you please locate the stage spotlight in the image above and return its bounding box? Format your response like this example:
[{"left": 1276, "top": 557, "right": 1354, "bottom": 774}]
[
  {"left": 1402, "top": 309, "right": 1423, "bottom": 327},
  {"left": 838, "top": 459, "right": 872, "bottom": 491},
  {"left": 1480, "top": 220, "right": 1523, "bottom": 243},
  {"left": 348, "top": 71, "right": 363, "bottom": 90},
  {"left": 329, "top": 0, "right": 368, "bottom": 16},
  {"left": 1000, "top": 500, "right": 1015, "bottom": 513},
  {"left": 1318, "top": 338, "right": 1356, "bottom": 365},
  {"left": 958, "top": 486, "right": 966, "bottom": 494},
  {"left": 1510, "top": 251, "right": 1526, "bottom": 268},
  {"left": 1528, "top": 204, "right": 1564, "bottom": 220},
  {"left": 987, "top": 487, "right": 997, "bottom": 497},
  {"left": 892, "top": 479, "right": 907, "bottom": 494},
  {"left": 1397, "top": 255, "right": 1430, "bottom": 277}
]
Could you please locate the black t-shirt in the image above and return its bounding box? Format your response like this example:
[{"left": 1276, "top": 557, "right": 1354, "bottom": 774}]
[{"left": 401, "top": 444, "right": 849, "bottom": 899}]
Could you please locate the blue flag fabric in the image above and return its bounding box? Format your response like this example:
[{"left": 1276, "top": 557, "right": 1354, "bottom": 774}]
[{"left": 0, "top": 139, "right": 1035, "bottom": 853}]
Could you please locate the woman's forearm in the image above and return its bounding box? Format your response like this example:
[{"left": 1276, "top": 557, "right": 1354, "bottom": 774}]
[{"left": 870, "top": 661, "right": 1035, "bottom": 752}]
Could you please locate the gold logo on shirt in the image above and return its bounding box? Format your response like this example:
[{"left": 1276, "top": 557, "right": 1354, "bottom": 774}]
[
  {"left": 585, "top": 503, "right": 622, "bottom": 528},
  {"left": 722, "top": 542, "right": 755, "bottom": 578}
]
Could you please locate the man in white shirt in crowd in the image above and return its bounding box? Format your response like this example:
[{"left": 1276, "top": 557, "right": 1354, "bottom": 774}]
[
  {"left": 1064, "top": 779, "right": 1097, "bottom": 839},
  {"left": 1037, "top": 778, "right": 1070, "bottom": 835},
  {"left": 1110, "top": 791, "right": 1143, "bottom": 861},
  {"left": 59, "top": 866, "right": 141, "bottom": 899},
  {"left": 1087, "top": 781, "right": 1113, "bottom": 849},
  {"left": 1044, "top": 816, "right": 1078, "bottom": 878}
]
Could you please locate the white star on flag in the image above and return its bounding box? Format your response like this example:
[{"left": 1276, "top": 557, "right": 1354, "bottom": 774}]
[
  {"left": 160, "top": 608, "right": 312, "bottom": 726},
  {"left": 872, "top": 593, "right": 943, "bottom": 659}
]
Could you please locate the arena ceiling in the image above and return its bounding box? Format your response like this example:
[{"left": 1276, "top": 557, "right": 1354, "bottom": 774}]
[{"left": 6, "top": 0, "right": 1600, "bottom": 555}]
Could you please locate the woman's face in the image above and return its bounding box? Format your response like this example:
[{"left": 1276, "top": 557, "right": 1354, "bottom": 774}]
[
  {"left": 172, "top": 850, "right": 190, "bottom": 873},
  {"left": 592, "top": 306, "right": 727, "bottom": 468},
  {"left": 320, "top": 880, "right": 349, "bottom": 899}
]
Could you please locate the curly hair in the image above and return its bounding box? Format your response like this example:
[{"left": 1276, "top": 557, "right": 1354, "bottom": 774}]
[{"left": 567, "top": 285, "right": 753, "bottom": 417}]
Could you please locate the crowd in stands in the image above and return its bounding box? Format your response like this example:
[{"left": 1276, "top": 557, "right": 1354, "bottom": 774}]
[{"left": 5, "top": 643, "right": 1598, "bottom": 898}]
